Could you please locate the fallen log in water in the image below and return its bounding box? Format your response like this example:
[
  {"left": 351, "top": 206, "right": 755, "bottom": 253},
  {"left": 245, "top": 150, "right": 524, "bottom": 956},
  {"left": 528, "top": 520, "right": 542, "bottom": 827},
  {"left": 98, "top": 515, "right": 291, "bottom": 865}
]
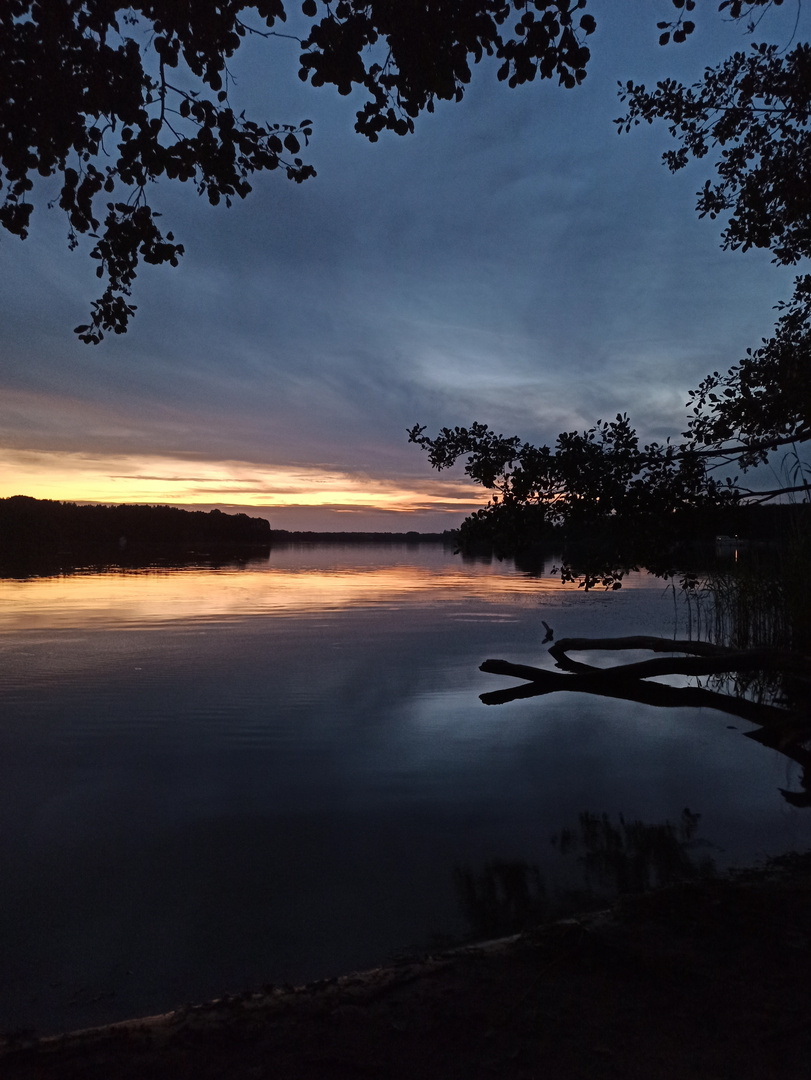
[
  {"left": 548, "top": 637, "right": 809, "bottom": 679},
  {"left": 478, "top": 658, "right": 791, "bottom": 726},
  {"left": 479, "top": 636, "right": 811, "bottom": 804},
  {"left": 482, "top": 635, "right": 811, "bottom": 683}
]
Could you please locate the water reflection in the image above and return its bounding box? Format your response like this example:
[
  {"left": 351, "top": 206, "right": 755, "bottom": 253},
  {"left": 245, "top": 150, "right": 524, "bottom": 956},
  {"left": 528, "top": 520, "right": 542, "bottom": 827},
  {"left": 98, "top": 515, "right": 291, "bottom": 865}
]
[
  {"left": 454, "top": 809, "right": 716, "bottom": 940},
  {"left": 479, "top": 631, "right": 811, "bottom": 809},
  {"left": 552, "top": 807, "right": 716, "bottom": 895},
  {"left": 0, "top": 546, "right": 272, "bottom": 584},
  {"left": 0, "top": 546, "right": 661, "bottom": 632},
  {"left": 455, "top": 860, "right": 549, "bottom": 940},
  {"left": 0, "top": 544, "right": 808, "bottom": 1036}
]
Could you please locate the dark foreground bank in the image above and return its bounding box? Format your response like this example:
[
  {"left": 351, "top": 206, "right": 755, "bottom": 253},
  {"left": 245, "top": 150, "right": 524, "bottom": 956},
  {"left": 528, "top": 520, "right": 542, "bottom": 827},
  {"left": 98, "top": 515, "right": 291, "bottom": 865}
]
[{"left": 2, "top": 854, "right": 810, "bottom": 1080}]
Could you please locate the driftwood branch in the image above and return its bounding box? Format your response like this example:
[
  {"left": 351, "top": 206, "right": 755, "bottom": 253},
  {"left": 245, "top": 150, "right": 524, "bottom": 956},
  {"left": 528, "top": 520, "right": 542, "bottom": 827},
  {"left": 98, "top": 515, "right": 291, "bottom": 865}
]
[
  {"left": 490, "top": 650, "right": 807, "bottom": 685},
  {"left": 547, "top": 637, "right": 808, "bottom": 678},
  {"left": 479, "top": 658, "right": 788, "bottom": 726},
  {"left": 479, "top": 635, "right": 811, "bottom": 806},
  {"left": 550, "top": 635, "right": 732, "bottom": 659}
]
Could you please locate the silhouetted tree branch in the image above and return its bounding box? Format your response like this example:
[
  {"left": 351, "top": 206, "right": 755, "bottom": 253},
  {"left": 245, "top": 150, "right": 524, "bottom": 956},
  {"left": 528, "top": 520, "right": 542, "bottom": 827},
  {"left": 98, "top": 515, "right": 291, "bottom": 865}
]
[
  {"left": 479, "top": 638, "right": 811, "bottom": 797},
  {"left": 1, "top": 1, "right": 788, "bottom": 341},
  {"left": 1, "top": 0, "right": 600, "bottom": 341}
]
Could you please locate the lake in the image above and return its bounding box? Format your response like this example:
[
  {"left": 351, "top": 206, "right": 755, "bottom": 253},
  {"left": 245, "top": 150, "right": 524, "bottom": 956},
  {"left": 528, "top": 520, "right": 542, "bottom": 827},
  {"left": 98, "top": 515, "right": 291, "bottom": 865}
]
[{"left": 1, "top": 542, "right": 808, "bottom": 1036}]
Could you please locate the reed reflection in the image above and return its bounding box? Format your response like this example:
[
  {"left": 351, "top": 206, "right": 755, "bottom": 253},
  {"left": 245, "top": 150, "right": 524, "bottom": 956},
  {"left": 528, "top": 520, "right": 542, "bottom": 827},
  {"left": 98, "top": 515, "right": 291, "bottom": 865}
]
[{"left": 454, "top": 809, "right": 717, "bottom": 941}]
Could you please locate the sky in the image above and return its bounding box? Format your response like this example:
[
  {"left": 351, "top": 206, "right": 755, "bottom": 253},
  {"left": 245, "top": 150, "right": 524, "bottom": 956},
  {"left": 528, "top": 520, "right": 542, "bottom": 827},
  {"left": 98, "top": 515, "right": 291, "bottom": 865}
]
[{"left": 0, "top": 1, "right": 805, "bottom": 531}]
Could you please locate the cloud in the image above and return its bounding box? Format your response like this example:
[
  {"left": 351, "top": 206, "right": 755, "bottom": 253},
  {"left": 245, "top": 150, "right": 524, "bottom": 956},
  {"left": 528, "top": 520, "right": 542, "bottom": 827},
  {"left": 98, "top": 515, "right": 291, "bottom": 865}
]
[
  {"left": 0, "top": 0, "right": 805, "bottom": 527},
  {"left": 0, "top": 447, "right": 484, "bottom": 525}
]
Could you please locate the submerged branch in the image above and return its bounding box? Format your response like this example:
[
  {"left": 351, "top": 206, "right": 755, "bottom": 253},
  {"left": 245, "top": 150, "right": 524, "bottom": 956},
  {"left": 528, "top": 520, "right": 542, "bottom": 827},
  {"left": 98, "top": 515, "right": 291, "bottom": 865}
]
[
  {"left": 479, "top": 659, "right": 790, "bottom": 728},
  {"left": 545, "top": 637, "right": 809, "bottom": 680},
  {"left": 479, "top": 636, "right": 811, "bottom": 780},
  {"left": 550, "top": 636, "right": 731, "bottom": 658}
]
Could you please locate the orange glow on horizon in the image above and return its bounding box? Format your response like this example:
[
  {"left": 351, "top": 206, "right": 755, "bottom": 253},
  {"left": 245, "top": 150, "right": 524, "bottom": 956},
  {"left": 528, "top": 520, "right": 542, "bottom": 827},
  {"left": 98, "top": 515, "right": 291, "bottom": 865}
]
[{"left": 0, "top": 448, "right": 481, "bottom": 515}]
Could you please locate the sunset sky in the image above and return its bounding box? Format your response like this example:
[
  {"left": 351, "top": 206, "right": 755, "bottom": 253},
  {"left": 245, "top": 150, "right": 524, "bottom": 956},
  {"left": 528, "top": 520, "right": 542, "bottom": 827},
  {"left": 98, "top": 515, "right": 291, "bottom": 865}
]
[{"left": 0, "top": 1, "right": 803, "bottom": 530}]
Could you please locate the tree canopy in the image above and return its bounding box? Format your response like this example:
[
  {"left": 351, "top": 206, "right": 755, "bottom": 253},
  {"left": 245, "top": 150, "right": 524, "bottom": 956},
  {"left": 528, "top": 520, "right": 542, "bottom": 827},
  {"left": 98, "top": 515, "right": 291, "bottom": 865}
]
[
  {"left": 2, "top": 0, "right": 602, "bottom": 342},
  {"left": 2, "top": 1, "right": 787, "bottom": 342},
  {"left": 3, "top": 2, "right": 806, "bottom": 574},
  {"left": 410, "top": 0, "right": 811, "bottom": 584},
  {"left": 408, "top": 413, "right": 737, "bottom": 588}
]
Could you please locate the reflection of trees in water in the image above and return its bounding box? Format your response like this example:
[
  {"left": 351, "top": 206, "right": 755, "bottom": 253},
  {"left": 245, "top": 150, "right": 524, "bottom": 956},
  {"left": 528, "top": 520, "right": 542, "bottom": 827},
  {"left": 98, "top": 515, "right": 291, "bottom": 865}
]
[
  {"left": 454, "top": 810, "right": 716, "bottom": 941},
  {"left": 459, "top": 510, "right": 811, "bottom": 809},
  {"left": 481, "top": 628, "right": 811, "bottom": 808},
  {"left": 454, "top": 861, "right": 548, "bottom": 941},
  {"left": 0, "top": 548, "right": 272, "bottom": 579},
  {"left": 552, "top": 808, "right": 715, "bottom": 897}
]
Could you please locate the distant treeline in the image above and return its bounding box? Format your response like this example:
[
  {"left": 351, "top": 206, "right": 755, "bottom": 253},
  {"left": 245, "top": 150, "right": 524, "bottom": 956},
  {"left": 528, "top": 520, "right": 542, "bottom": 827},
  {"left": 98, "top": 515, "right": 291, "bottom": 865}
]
[
  {"left": 561, "top": 502, "right": 807, "bottom": 545},
  {"left": 0, "top": 496, "right": 270, "bottom": 552},
  {"left": 269, "top": 530, "right": 450, "bottom": 544},
  {"left": 3, "top": 497, "right": 804, "bottom": 559},
  {"left": 0, "top": 497, "right": 457, "bottom": 558},
  {"left": 446, "top": 501, "right": 811, "bottom": 567}
]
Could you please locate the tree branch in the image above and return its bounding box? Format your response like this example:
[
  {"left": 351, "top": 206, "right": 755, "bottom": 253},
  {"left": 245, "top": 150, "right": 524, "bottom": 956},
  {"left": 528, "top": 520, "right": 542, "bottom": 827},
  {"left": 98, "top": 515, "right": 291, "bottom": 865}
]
[
  {"left": 479, "top": 635, "right": 811, "bottom": 739},
  {"left": 479, "top": 659, "right": 787, "bottom": 722},
  {"left": 739, "top": 483, "right": 811, "bottom": 502}
]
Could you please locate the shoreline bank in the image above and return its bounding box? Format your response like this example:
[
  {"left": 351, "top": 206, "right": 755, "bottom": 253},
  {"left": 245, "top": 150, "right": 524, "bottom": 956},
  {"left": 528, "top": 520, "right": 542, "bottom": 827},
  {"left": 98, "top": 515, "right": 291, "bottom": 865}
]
[{"left": 3, "top": 854, "right": 810, "bottom": 1079}]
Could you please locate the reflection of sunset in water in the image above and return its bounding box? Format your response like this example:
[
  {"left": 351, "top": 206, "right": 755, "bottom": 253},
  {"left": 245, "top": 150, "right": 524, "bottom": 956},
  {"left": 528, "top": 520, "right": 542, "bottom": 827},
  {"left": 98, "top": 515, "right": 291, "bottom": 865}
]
[
  {"left": 6, "top": 545, "right": 802, "bottom": 1042},
  {"left": 0, "top": 557, "right": 659, "bottom": 631}
]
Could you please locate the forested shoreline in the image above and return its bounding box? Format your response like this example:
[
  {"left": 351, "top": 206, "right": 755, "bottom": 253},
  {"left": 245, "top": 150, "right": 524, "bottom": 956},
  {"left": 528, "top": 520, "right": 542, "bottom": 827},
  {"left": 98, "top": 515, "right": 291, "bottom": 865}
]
[
  {"left": 268, "top": 529, "right": 449, "bottom": 544},
  {"left": 0, "top": 495, "right": 270, "bottom": 551},
  {"left": 2, "top": 496, "right": 805, "bottom": 557},
  {"left": 0, "top": 497, "right": 452, "bottom": 559}
]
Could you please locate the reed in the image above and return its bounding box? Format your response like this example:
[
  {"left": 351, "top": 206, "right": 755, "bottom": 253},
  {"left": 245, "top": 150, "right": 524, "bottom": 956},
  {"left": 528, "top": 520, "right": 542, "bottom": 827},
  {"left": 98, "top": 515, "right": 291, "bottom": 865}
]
[
  {"left": 708, "top": 524, "right": 809, "bottom": 655},
  {"left": 678, "top": 505, "right": 811, "bottom": 708}
]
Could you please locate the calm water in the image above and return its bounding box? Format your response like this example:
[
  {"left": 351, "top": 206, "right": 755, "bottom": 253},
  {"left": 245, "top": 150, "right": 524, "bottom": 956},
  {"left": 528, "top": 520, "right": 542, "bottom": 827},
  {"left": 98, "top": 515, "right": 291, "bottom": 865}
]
[{"left": 1, "top": 543, "right": 808, "bottom": 1035}]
